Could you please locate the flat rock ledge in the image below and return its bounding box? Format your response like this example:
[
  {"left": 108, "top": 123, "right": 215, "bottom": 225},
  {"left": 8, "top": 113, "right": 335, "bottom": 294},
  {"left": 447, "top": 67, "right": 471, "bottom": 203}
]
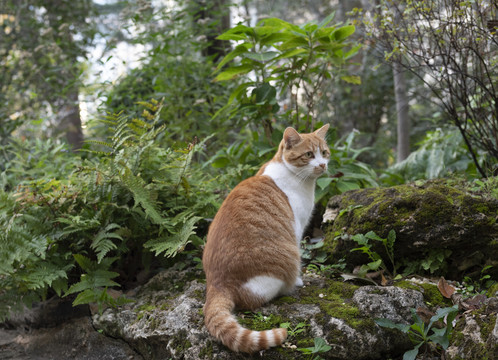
[
  {"left": 92, "top": 269, "right": 422, "bottom": 360},
  {"left": 2, "top": 268, "right": 497, "bottom": 359}
]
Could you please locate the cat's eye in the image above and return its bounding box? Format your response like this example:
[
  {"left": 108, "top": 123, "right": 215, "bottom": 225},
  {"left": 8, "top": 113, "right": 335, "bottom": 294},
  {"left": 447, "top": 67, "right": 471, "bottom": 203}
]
[
  {"left": 305, "top": 151, "right": 314, "bottom": 158},
  {"left": 322, "top": 150, "right": 329, "bottom": 157}
]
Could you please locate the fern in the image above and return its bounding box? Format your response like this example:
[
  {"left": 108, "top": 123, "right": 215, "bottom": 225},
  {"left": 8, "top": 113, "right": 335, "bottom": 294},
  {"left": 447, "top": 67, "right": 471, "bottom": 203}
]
[
  {"left": 22, "top": 261, "right": 71, "bottom": 291},
  {"left": 120, "top": 167, "right": 168, "bottom": 227},
  {"left": 144, "top": 214, "right": 201, "bottom": 257},
  {"left": 91, "top": 223, "right": 123, "bottom": 263},
  {"left": 0, "top": 99, "right": 215, "bottom": 321},
  {"left": 65, "top": 255, "right": 120, "bottom": 307}
]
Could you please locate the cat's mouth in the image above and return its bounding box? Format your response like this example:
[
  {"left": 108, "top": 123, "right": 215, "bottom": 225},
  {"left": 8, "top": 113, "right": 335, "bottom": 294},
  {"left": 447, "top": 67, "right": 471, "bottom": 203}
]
[{"left": 313, "top": 165, "right": 327, "bottom": 175}]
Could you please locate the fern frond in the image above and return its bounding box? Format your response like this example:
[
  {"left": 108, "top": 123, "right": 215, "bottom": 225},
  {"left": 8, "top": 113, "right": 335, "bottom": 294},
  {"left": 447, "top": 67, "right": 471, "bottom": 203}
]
[
  {"left": 65, "top": 269, "right": 120, "bottom": 296},
  {"left": 91, "top": 223, "right": 123, "bottom": 263},
  {"left": 85, "top": 140, "right": 114, "bottom": 149},
  {"left": 22, "top": 261, "right": 71, "bottom": 290},
  {"left": 120, "top": 167, "right": 167, "bottom": 226},
  {"left": 144, "top": 215, "right": 201, "bottom": 257}
]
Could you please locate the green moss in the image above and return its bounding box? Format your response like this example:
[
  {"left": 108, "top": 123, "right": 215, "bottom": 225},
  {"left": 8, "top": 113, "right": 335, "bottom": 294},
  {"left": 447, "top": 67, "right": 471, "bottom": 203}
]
[
  {"left": 486, "top": 282, "right": 498, "bottom": 297},
  {"left": 297, "top": 280, "right": 377, "bottom": 332},
  {"left": 170, "top": 330, "right": 192, "bottom": 354},
  {"left": 394, "top": 280, "right": 420, "bottom": 292},
  {"left": 394, "top": 280, "right": 451, "bottom": 308},
  {"left": 296, "top": 338, "right": 314, "bottom": 348},
  {"left": 450, "top": 312, "right": 498, "bottom": 359},
  {"left": 198, "top": 341, "right": 214, "bottom": 359},
  {"left": 238, "top": 312, "right": 285, "bottom": 332},
  {"left": 273, "top": 295, "right": 299, "bottom": 305},
  {"left": 325, "top": 180, "right": 498, "bottom": 280}
]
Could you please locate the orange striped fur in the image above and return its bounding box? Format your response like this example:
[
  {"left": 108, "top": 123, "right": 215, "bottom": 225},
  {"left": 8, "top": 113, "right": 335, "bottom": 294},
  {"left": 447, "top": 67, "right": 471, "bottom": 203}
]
[{"left": 203, "top": 125, "right": 330, "bottom": 353}]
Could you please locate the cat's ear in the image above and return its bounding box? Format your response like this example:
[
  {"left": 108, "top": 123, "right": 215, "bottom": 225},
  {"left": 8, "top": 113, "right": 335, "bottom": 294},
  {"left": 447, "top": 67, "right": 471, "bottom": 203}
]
[
  {"left": 283, "top": 127, "right": 302, "bottom": 149},
  {"left": 313, "top": 124, "right": 330, "bottom": 140}
]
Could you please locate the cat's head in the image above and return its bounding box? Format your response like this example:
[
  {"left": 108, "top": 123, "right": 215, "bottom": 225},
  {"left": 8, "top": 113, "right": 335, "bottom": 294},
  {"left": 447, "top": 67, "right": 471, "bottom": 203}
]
[{"left": 277, "top": 124, "right": 330, "bottom": 179}]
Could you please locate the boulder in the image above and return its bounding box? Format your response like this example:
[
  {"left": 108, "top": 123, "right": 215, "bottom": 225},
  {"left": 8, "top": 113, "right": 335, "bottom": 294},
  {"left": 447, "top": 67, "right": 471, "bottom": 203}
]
[
  {"left": 91, "top": 268, "right": 421, "bottom": 360},
  {"left": 0, "top": 315, "right": 140, "bottom": 360},
  {"left": 323, "top": 180, "right": 498, "bottom": 279},
  {"left": 446, "top": 297, "right": 498, "bottom": 359},
  {"left": 2, "top": 267, "right": 497, "bottom": 359}
]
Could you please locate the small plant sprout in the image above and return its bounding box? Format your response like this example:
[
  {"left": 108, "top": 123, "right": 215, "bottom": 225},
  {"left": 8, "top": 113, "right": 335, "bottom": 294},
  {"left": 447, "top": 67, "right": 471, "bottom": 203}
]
[
  {"left": 351, "top": 229, "right": 398, "bottom": 278},
  {"left": 375, "top": 305, "right": 459, "bottom": 360}
]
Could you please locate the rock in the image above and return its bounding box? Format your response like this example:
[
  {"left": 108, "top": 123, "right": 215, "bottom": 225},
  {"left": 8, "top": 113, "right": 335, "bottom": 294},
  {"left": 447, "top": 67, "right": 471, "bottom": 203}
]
[
  {"left": 323, "top": 180, "right": 498, "bottom": 279},
  {"left": 0, "top": 317, "right": 140, "bottom": 360},
  {"left": 92, "top": 268, "right": 422, "bottom": 359},
  {"left": 2, "top": 266, "right": 497, "bottom": 359},
  {"left": 446, "top": 311, "right": 498, "bottom": 359}
]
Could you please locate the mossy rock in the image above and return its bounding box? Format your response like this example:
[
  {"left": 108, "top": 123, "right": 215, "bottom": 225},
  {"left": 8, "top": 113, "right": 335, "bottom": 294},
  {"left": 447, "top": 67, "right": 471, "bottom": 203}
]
[
  {"left": 92, "top": 268, "right": 422, "bottom": 359},
  {"left": 323, "top": 180, "right": 498, "bottom": 280},
  {"left": 447, "top": 311, "right": 498, "bottom": 359}
]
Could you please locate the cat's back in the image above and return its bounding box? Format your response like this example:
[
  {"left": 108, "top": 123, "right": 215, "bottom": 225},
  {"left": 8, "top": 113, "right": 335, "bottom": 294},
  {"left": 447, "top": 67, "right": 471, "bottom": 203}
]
[
  {"left": 203, "top": 174, "right": 297, "bottom": 281},
  {"left": 207, "top": 174, "right": 294, "bottom": 242}
]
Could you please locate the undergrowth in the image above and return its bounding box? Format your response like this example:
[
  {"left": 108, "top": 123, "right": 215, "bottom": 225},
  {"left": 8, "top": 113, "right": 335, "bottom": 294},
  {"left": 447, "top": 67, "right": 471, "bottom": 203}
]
[{"left": 0, "top": 99, "right": 218, "bottom": 320}]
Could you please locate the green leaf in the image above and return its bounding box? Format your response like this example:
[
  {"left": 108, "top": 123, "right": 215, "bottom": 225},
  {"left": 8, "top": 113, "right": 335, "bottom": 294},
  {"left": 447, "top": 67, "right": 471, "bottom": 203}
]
[
  {"left": 227, "top": 81, "right": 255, "bottom": 104},
  {"left": 375, "top": 318, "right": 410, "bottom": 333},
  {"left": 120, "top": 167, "right": 166, "bottom": 226},
  {"left": 272, "top": 48, "right": 308, "bottom": 61},
  {"left": 403, "top": 343, "right": 422, "bottom": 360},
  {"left": 73, "top": 254, "right": 95, "bottom": 272},
  {"left": 252, "top": 83, "right": 277, "bottom": 104},
  {"left": 91, "top": 223, "right": 122, "bottom": 263},
  {"left": 341, "top": 75, "right": 362, "bottom": 85},
  {"left": 144, "top": 215, "right": 201, "bottom": 257},
  {"left": 317, "top": 177, "right": 333, "bottom": 190},
  {"left": 216, "top": 43, "right": 253, "bottom": 70},
  {"left": 216, "top": 24, "right": 252, "bottom": 41},
  {"left": 211, "top": 156, "right": 230, "bottom": 168},
  {"left": 364, "top": 231, "right": 384, "bottom": 241},
  {"left": 367, "top": 259, "right": 382, "bottom": 270},
  {"left": 429, "top": 305, "right": 459, "bottom": 325},
  {"left": 317, "top": 12, "right": 336, "bottom": 29},
  {"left": 336, "top": 180, "right": 361, "bottom": 193},
  {"left": 241, "top": 51, "right": 279, "bottom": 63},
  {"left": 259, "top": 32, "right": 294, "bottom": 46},
  {"left": 344, "top": 43, "right": 362, "bottom": 59},
  {"left": 65, "top": 269, "right": 120, "bottom": 296},
  {"left": 312, "top": 337, "right": 331, "bottom": 353},
  {"left": 214, "top": 64, "right": 253, "bottom": 82},
  {"left": 333, "top": 25, "right": 356, "bottom": 41}
]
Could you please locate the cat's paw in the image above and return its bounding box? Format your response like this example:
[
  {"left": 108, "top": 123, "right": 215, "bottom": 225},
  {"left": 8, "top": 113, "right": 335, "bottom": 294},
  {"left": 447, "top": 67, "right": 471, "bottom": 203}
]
[{"left": 294, "top": 277, "right": 304, "bottom": 287}]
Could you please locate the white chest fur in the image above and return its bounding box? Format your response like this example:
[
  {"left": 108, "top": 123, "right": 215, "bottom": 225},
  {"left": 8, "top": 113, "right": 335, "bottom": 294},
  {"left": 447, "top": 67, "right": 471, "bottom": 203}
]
[{"left": 263, "top": 162, "right": 316, "bottom": 243}]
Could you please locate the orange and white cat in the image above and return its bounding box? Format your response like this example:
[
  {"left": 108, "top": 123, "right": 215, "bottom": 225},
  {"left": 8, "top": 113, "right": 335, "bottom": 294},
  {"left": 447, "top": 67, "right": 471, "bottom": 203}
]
[{"left": 202, "top": 125, "right": 330, "bottom": 353}]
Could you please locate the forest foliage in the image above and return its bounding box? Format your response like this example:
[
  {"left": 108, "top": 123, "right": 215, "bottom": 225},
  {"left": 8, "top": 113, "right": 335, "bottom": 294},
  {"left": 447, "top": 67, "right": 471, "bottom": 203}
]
[{"left": 0, "top": 0, "right": 497, "bottom": 320}]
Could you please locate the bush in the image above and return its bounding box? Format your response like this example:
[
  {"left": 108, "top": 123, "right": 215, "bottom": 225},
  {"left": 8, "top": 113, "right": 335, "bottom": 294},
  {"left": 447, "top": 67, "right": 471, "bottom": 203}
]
[
  {"left": 381, "top": 127, "right": 490, "bottom": 185},
  {"left": 0, "top": 100, "right": 218, "bottom": 320}
]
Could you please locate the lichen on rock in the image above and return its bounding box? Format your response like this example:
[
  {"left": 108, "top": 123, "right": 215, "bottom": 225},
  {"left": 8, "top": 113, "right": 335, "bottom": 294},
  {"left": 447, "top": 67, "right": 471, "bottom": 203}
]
[
  {"left": 91, "top": 268, "right": 425, "bottom": 359},
  {"left": 323, "top": 180, "right": 498, "bottom": 279}
]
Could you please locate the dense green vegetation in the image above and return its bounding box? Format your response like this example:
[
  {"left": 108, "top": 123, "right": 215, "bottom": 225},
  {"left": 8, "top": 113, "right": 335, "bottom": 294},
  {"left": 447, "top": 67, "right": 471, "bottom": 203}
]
[{"left": 0, "top": 0, "right": 496, "bottom": 321}]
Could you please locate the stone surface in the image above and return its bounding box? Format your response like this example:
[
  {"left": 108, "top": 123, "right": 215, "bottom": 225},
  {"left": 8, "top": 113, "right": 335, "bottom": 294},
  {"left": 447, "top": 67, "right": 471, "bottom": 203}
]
[
  {"left": 1, "top": 267, "right": 497, "bottom": 359},
  {"left": 0, "top": 317, "right": 140, "bottom": 360},
  {"left": 91, "top": 268, "right": 421, "bottom": 359},
  {"left": 323, "top": 180, "right": 498, "bottom": 279},
  {"left": 447, "top": 312, "right": 498, "bottom": 359}
]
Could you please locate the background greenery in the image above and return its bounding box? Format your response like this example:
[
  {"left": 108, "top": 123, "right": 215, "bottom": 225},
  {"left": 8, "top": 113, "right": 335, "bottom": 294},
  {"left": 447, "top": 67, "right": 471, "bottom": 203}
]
[{"left": 0, "top": 0, "right": 496, "bottom": 320}]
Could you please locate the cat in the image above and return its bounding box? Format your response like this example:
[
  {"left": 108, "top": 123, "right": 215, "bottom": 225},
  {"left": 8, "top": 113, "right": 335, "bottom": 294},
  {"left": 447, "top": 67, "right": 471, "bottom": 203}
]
[{"left": 202, "top": 124, "right": 330, "bottom": 353}]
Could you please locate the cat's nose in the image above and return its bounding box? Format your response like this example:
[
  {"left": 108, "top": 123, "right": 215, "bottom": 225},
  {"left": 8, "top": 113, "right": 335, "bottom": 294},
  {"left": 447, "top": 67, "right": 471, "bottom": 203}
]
[{"left": 319, "top": 163, "right": 326, "bottom": 169}]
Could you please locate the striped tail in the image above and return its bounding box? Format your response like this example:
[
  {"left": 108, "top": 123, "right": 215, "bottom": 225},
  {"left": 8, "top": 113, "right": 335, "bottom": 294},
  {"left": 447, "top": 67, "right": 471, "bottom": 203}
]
[{"left": 203, "top": 287, "right": 287, "bottom": 353}]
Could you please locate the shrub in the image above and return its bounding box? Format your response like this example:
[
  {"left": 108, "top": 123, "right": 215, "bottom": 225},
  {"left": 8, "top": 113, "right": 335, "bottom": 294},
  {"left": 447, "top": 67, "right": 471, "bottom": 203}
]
[{"left": 0, "top": 100, "right": 217, "bottom": 320}]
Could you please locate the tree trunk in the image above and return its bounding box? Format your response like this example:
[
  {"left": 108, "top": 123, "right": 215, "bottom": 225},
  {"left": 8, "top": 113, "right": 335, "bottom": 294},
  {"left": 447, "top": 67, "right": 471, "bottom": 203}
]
[
  {"left": 194, "top": 0, "right": 231, "bottom": 61},
  {"left": 60, "top": 88, "right": 83, "bottom": 151},
  {"left": 393, "top": 62, "right": 410, "bottom": 162}
]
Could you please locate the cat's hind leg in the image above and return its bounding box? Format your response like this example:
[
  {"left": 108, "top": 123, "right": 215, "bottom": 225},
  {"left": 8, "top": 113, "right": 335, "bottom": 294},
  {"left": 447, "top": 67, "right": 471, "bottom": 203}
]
[{"left": 240, "top": 275, "right": 288, "bottom": 308}]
